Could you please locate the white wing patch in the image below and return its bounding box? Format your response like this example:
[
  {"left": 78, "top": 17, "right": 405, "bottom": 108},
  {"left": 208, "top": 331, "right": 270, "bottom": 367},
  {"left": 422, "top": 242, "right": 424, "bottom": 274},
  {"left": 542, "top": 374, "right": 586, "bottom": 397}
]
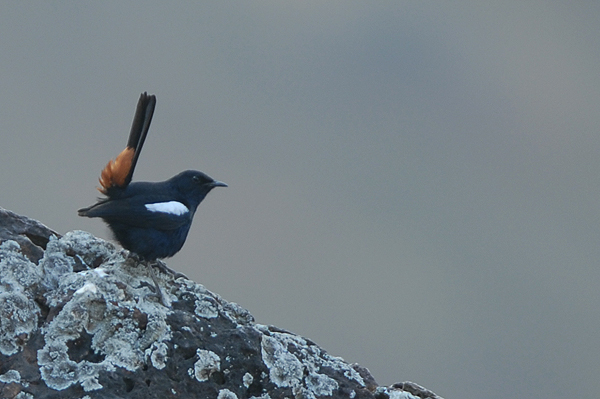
[{"left": 145, "top": 201, "right": 189, "bottom": 216}]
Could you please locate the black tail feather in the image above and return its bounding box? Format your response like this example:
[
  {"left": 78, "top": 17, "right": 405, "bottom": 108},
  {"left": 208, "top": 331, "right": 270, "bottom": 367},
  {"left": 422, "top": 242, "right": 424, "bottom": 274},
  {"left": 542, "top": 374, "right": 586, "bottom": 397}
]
[{"left": 124, "top": 92, "right": 156, "bottom": 187}]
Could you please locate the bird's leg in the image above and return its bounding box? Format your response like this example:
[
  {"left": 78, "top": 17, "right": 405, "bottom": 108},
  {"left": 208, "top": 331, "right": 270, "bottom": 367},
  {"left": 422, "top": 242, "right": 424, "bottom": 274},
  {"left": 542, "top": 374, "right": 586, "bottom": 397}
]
[{"left": 146, "top": 260, "right": 169, "bottom": 307}]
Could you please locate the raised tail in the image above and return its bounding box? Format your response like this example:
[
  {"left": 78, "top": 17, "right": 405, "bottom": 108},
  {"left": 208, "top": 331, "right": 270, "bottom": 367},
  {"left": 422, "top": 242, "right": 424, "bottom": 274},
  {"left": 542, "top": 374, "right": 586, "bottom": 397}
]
[{"left": 98, "top": 92, "right": 156, "bottom": 194}]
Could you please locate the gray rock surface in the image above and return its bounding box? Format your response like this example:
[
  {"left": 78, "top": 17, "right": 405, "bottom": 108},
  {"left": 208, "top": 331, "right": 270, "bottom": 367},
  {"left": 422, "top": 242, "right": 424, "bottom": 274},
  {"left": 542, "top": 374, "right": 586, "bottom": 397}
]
[{"left": 0, "top": 206, "right": 443, "bottom": 399}]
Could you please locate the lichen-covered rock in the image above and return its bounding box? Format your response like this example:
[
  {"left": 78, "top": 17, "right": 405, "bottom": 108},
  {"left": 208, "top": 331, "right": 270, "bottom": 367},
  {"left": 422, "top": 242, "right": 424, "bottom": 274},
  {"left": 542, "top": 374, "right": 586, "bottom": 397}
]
[{"left": 0, "top": 207, "right": 443, "bottom": 399}]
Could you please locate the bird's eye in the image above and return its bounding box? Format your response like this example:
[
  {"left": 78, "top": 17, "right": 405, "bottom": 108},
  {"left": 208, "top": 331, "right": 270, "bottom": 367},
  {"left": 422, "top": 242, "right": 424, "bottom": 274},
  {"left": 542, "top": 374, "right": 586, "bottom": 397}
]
[{"left": 192, "top": 175, "right": 200, "bottom": 182}]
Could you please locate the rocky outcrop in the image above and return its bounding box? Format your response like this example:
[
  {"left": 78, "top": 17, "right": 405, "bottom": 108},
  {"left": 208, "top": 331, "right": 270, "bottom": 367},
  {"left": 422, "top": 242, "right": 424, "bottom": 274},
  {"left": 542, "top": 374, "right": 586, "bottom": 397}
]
[{"left": 0, "top": 207, "right": 443, "bottom": 399}]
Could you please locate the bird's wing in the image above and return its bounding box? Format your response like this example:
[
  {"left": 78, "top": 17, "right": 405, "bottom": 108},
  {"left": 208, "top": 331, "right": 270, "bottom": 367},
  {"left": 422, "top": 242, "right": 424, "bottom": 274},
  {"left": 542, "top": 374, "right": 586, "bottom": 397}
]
[{"left": 79, "top": 197, "right": 190, "bottom": 231}]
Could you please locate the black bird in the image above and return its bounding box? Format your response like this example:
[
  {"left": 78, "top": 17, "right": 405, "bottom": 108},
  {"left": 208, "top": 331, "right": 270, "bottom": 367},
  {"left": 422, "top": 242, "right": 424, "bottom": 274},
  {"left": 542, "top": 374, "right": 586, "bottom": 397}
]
[{"left": 78, "top": 92, "right": 227, "bottom": 261}]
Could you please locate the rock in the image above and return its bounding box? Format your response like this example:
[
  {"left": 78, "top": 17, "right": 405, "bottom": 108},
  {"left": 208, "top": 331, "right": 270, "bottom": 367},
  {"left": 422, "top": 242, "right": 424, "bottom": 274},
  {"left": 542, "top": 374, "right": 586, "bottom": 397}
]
[{"left": 0, "top": 207, "right": 443, "bottom": 399}]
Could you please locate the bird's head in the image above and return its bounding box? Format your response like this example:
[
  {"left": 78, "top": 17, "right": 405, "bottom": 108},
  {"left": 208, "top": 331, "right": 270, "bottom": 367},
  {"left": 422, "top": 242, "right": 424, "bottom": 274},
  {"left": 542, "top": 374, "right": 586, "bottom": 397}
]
[{"left": 172, "top": 170, "right": 227, "bottom": 208}]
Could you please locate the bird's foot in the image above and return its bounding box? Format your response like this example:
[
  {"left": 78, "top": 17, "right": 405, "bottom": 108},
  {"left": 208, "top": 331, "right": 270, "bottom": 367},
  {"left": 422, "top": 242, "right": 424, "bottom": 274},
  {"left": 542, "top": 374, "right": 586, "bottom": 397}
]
[{"left": 151, "top": 260, "right": 189, "bottom": 280}]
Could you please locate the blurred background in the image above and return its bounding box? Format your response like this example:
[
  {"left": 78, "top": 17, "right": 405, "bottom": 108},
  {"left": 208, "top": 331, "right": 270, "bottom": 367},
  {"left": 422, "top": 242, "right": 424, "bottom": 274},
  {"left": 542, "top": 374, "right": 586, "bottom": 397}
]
[{"left": 1, "top": 2, "right": 599, "bottom": 398}]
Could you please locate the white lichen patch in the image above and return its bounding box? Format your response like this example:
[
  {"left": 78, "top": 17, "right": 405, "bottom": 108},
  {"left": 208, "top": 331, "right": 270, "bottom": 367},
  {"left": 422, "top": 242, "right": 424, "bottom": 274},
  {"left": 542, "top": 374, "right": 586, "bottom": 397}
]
[
  {"left": 260, "top": 334, "right": 303, "bottom": 388},
  {"left": 52, "top": 231, "right": 116, "bottom": 268},
  {"left": 75, "top": 282, "right": 98, "bottom": 295},
  {"left": 192, "top": 349, "right": 220, "bottom": 382},
  {"left": 243, "top": 372, "right": 254, "bottom": 388},
  {"left": 0, "top": 291, "right": 40, "bottom": 356},
  {"left": 78, "top": 364, "right": 104, "bottom": 392},
  {"left": 376, "top": 387, "right": 420, "bottom": 399},
  {"left": 258, "top": 324, "right": 367, "bottom": 398},
  {"left": 305, "top": 371, "right": 338, "bottom": 397},
  {"left": 0, "top": 241, "right": 42, "bottom": 356},
  {"left": 321, "top": 354, "right": 365, "bottom": 387},
  {"left": 0, "top": 240, "right": 44, "bottom": 288},
  {"left": 175, "top": 279, "right": 222, "bottom": 319},
  {"left": 249, "top": 394, "right": 271, "bottom": 399},
  {"left": 93, "top": 268, "right": 109, "bottom": 277},
  {"left": 217, "top": 388, "right": 238, "bottom": 399},
  {"left": 0, "top": 369, "right": 21, "bottom": 384},
  {"left": 195, "top": 296, "right": 219, "bottom": 319},
  {"left": 146, "top": 341, "right": 169, "bottom": 370}
]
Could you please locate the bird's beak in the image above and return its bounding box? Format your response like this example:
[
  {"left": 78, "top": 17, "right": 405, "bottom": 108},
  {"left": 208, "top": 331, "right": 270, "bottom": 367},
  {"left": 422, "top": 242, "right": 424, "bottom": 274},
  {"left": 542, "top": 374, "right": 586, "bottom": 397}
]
[{"left": 212, "top": 180, "right": 228, "bottom": 188}]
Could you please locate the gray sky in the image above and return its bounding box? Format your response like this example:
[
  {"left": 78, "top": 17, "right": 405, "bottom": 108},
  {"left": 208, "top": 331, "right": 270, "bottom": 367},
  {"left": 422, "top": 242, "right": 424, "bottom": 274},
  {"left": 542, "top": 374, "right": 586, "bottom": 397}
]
[{"left": 2, "top": 2, "right": 599, "bottom": 398}]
